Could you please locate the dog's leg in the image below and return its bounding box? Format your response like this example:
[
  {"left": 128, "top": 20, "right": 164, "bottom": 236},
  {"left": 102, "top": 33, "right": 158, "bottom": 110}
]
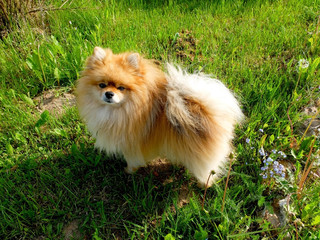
[
  {"left": 123, "top": 151, "right": 146, "bottom": 174},
  {"left": 184, "top": 155, "right": 225, "bottom": 188},
  {"left": 189, "top": 166, "right": 216, "bottom": 188}
]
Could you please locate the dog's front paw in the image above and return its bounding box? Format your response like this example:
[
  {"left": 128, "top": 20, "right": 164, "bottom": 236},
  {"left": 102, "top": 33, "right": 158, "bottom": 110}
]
[
  {"left": 196, "top": 174, "right": 219, "bottom": 189},
  {"left": 197, "top": 181, "right": 212, "bottom": 189},
  {"left": 124, "top": 166, "right": 139, "bottom": 174}
]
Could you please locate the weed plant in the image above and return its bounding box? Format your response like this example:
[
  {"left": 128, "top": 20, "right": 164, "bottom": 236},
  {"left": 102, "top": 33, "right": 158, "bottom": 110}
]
[{"left": 0, "top": 0, "right": 320, "bottom": 239}]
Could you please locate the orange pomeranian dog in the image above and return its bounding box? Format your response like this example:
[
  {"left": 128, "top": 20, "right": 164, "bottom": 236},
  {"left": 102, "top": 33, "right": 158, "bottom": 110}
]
[{"left": 76, "top": 47, "right": 243, "bottom": 187}]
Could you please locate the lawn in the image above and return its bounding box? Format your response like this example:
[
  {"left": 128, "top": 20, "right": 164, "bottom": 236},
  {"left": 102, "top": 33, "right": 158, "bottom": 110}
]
[{"left": 0, "top": 0, "right": 320, "bottom": 239}]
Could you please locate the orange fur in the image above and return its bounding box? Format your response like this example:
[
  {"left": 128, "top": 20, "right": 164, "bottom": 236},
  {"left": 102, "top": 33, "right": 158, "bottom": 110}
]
[{"left": 76, "top": 47, "right": 243, "bottom": 187}]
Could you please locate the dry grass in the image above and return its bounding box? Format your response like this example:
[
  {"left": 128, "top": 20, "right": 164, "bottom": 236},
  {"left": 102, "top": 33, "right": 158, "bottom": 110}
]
[{"left": 0, "top": 0, "right": 39, "bottom": 27}]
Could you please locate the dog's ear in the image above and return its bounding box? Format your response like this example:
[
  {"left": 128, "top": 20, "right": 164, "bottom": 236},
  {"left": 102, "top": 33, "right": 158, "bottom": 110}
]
[
  {"left": 127, "top": 53, "right": 140, "bottom": 69},
  {"left": 93, "top": 47, "right": 112, "bottom": 62}
]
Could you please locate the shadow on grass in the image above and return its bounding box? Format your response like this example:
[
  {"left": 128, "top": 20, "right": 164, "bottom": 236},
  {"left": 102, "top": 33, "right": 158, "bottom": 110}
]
[{"left": 0, "top": 143, "right": 193, "bottom": 239}]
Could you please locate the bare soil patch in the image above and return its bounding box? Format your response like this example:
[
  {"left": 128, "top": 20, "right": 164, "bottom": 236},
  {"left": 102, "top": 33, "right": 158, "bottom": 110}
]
[{"left": 33, "top": 89, "right": 76, "bottom": 116}]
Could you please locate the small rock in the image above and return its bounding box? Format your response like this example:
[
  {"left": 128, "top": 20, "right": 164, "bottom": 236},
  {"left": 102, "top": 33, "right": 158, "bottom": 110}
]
[
  {"left": 263, "top": 209, "right": 280, "bottom": 228},
  {"left": 63, "top": 220, "right": 82, "bottom": 240}
]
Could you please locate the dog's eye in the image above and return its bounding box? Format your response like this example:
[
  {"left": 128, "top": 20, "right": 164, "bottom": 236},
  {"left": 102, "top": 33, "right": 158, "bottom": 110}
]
[
  {"left": 99, "top": 83, "right": 107, "bottom": 88},
  {"left": 117, "top": 86, "right": 125, "bottom": 91}
]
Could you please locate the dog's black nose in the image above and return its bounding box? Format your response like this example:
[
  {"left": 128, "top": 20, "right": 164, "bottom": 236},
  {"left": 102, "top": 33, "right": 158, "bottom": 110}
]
[{"left": 105, "top": 91, "right": 114, "bottom": 99}]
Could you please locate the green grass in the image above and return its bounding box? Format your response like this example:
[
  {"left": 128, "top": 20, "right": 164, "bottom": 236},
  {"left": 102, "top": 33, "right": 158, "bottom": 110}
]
[{"left": 1, "top": 0, "right": 320, "bottom": 239}]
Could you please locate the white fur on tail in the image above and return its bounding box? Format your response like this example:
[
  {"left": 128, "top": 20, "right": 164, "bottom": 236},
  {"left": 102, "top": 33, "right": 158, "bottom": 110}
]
[{"left": 165, "top": 63, "right": 243, "bottom": 131}]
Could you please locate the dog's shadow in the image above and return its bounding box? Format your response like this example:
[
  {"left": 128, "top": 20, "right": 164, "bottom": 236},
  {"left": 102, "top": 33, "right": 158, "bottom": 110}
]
[
  {"left": 3, "top": 140, "right": 197, "bottom": 238},
  {"left": 57, "top": 146, "right": 193, "bottom": 238}
]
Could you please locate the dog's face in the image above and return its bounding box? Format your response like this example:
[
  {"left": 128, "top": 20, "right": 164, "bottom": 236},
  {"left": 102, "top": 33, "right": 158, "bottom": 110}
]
[
  {"left": 79, "top": 47, "right": 144, "bottom": 107},
  {"left": 96, "top": 80, "right": 127, "bottom": 105}
]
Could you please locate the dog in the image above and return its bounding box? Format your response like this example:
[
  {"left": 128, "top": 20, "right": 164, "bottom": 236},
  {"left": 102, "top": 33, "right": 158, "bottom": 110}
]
[{"left": 76, "top": 47, "right": 243, "bottom": 187}]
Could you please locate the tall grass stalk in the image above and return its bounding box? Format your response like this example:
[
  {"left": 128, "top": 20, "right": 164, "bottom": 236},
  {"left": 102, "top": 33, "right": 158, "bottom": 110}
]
[
  {"left": 201, "top": 171, "right": 212, "bottom": 210},
  {"left": 297, "top": 137, "right": 317, "bottom": 200},
  {"left": 221, "top": 154, "right": 234, "bottom": 212}
]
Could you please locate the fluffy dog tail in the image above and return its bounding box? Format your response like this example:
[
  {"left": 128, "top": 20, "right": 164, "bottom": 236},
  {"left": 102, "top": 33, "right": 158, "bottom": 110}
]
[{"left": 165, "top": 63, "right": 243, "bottom": 136}]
